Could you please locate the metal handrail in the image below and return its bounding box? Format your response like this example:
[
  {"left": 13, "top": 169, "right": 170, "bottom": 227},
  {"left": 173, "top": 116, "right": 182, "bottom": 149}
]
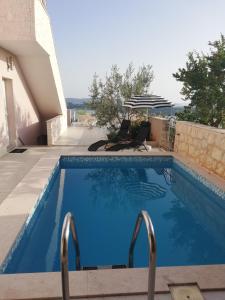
[
  {"left": 61, "top": 212, "right": 81, "bottom": 300},
  {"left": 128, "top": 210, "right": 157, "bottom": 300}
]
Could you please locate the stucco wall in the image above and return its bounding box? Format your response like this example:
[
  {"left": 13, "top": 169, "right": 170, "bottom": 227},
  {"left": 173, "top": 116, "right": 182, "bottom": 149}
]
[
  {"left": 0, "top": 0, "right": 34, "bottom": 41},
  {"left": 174, "top": 121, "right": 225, "bottom": 179},
  {"left": 150, "top": 117, "right": 169, "bottom": 149},
  {"left": 150, "top": 117, "right": 167, "bottom": 141},
  {"left": 46, "top": 115, "right": 66, "bottom": 146},
  {"left": 0, "top": 47, "right": 41, "bottom": 155},
  {"left": 0, "top": 0, "right": 67, "bottom": 122},
  {"left": 34, "top": 0, "right": 67, "bottom": 119}
]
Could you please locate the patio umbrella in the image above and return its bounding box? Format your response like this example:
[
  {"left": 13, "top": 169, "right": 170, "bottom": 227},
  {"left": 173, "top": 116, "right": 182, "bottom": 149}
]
[{"left": 123, "top": 95, "right": 174, "bottom": 116}]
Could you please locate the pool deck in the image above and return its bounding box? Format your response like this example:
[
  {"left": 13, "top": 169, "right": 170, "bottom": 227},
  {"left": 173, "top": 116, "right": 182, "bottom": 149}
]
[
  {"left": 55, "top": 125, "right": 107, "bottom": 146},
  {"left": 0, "top": 140, "right": 225, "bottom": 299}
]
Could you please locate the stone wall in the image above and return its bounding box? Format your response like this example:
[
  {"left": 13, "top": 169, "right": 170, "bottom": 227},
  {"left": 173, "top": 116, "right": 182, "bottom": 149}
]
[{"left": 174, "top": 121, "right": 225, "bottom": 179}]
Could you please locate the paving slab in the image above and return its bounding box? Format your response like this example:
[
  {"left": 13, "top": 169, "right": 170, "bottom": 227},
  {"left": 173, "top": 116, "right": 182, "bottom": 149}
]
[{"left": 55, "top": 126, "right": 107, "bottom": 146}]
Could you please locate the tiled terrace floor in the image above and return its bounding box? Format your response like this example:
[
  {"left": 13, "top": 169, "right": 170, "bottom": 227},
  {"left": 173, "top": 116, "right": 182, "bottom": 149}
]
[
  {"left": 55, "top": 125, "right": 107, "bottom": 146},
  {"left": 0, "top": 126, "right": 107, "bottom": 205},
  {"left": 0, "top": 148, "right": 47, "bottom": 205}
]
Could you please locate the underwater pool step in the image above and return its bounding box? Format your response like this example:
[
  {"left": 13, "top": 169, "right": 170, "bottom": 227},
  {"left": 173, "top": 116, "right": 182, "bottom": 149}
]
[{"left": 82, "top": 264, "right": 127, "bottom": 270}]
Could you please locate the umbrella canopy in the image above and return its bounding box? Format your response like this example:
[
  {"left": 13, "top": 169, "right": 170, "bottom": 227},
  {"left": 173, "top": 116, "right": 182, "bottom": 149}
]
[{"left": 123, "top": 95, "right": 174, "bottom": 109}]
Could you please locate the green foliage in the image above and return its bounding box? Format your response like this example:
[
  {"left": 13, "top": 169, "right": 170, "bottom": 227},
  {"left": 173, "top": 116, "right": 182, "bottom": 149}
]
[
  {"left": 176, "top": 106, "right": 199, "bottom": 122},
  {"left": 173, "top": 34, "right": 225, "bottom": 128},
  {"left": 76, "top": 109, "right": 86, "bottom": 115},
  {"left": 106, "top": 130, "right": 119, "bottom": 141},
  {"left": 89, "top": 63, "right": 153, "bottom": 129}
]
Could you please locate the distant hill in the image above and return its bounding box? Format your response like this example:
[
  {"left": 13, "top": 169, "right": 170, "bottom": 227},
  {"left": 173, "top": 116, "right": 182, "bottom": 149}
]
[
  {"left": 65, "top": 97, "right": 184, "bottom": 115},
  {"left": 66, "top": 98, "right": 90, "bottom": 109},
  {"left": 150, "top": 105, "right": 184, "bottom": 116}
]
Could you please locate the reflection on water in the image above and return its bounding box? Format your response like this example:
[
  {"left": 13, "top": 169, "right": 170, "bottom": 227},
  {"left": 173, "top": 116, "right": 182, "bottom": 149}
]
[
  {"left": 154, "top": 168, "right": 175, "bottom": 185},
  {"left": 86, "top": 168, "right": 167, "bottom": 209},
  {"left": 164, "top": 168, "right": 225, "bottom": 265}
]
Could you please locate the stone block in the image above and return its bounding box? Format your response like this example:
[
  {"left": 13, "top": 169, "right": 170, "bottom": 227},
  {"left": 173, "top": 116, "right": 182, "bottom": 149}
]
[
  {"left": 179, "top": 134, "right": 185, "bottom": 142},
  {"left": 193, "top": 138, "right": 202, "bottom": 149},
  {"left": 202, "top": 130, "right": 209, "bottom": 139},
  {"left": 208, "top": 134, "right": 215, "bottom": 144},
  {"left": 215, "top": 135, "right": 223, "bottom": 147},
  {"left": 187, "top": 136, "right": 192, "bottom": 144},
  {"left": 189, "top": 145, "right": 198, "bottom": 157},
  {"left": 179, "top": 142, "right": 186, "bottom": 152},
  {"left": 215, "top": 163, "right": 225, "bottom": 177},
  {"left": 197, "top": 130, "right": 203, "bottom": 139},
  {"left": 212, "top": 159, "right": 219, "bottom": 170},
  {"left": 222, "top": 153, "right": 225, "bottom": 164},
  {"left": 185, "top": 125, "right": 190, "bottom": 133},
  {"left": 212, "top": 148, "right": 223, "bottom": 161},
  {"left": 201, "top": 139, "right": 208, "bottom": 149}
]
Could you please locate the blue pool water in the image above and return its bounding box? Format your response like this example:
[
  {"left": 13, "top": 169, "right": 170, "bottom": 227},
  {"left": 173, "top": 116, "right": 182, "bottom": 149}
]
[{"left": 2, "top": 156, "right": 225, "bottom": 274}]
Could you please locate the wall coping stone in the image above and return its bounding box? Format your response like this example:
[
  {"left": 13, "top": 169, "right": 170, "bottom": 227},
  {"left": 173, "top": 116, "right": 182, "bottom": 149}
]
[{"left": 177, "top": 121, "right": 225, "bottom": 134}]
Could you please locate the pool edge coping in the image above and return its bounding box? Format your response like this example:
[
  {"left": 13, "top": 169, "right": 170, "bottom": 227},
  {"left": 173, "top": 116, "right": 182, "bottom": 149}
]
[{"left": 1, "top": 265, "right": 225, "bottom": 299}]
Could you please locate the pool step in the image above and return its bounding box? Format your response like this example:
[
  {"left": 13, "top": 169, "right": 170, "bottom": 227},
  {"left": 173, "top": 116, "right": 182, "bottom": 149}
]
[{"left": 82, "top": 264, "right": 127, "bottom": 270}]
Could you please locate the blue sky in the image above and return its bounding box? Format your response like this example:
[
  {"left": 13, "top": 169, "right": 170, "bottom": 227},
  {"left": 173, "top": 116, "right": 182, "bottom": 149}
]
[{"left": 47, "top": 0, "right": 225, "bottom": 104}]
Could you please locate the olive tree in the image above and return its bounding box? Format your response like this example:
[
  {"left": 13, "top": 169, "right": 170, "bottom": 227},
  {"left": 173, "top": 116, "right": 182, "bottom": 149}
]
[{"left": 89, "top": 63, "right": 153, "bottom": 129}]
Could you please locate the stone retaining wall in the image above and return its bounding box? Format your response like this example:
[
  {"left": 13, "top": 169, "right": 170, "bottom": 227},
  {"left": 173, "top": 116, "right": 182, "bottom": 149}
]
[{"left": 174, "top": 121, "right": 225, "bottom": 179}]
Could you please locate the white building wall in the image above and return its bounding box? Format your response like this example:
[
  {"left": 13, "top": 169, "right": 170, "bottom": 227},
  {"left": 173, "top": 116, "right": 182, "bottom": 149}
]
[
  {"left": 0, "top": 0, "right": 34, "bottom": 42},
  {"left": 34, "top": 0, "right": 67, "bottom": 125},
  {"left": 0, "top": 0, "right": 67, "bottom": 153},
  {"left": 0, "top": 47, "right": 41, "bottom": 155},
  {"left": 0, "top": 0, "right": 67, "bottom": 120}
]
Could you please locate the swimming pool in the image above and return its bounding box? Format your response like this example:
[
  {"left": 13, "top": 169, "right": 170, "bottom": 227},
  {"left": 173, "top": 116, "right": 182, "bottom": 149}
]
[{"left": 1, "top": 156, "right": 225, "bottom": 274}]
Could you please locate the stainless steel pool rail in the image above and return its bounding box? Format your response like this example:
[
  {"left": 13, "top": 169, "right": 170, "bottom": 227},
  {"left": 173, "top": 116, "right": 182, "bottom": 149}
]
[
  {"left": 128, "top": 210, "right": 157, "bottom": 300},
  {"left": 60, "top": 210, "right": 156, "bottom": 300},
  {"left": 61, "top": 212, "right": 81, "bottom": 300}
]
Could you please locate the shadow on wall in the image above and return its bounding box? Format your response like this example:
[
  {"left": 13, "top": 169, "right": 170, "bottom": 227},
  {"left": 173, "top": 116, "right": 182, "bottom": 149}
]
[
  {"left": 15, "top": 56, "right": 41, "bottom": 121},
  {"left": 16, "top": 105, "right": 41, "bottom": 145},
  {"left": 0, "top": 124, "right": 9, "bottom": 148},
  {"left": 13, "top": 55, "right": 43, "bottom": 145}
]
